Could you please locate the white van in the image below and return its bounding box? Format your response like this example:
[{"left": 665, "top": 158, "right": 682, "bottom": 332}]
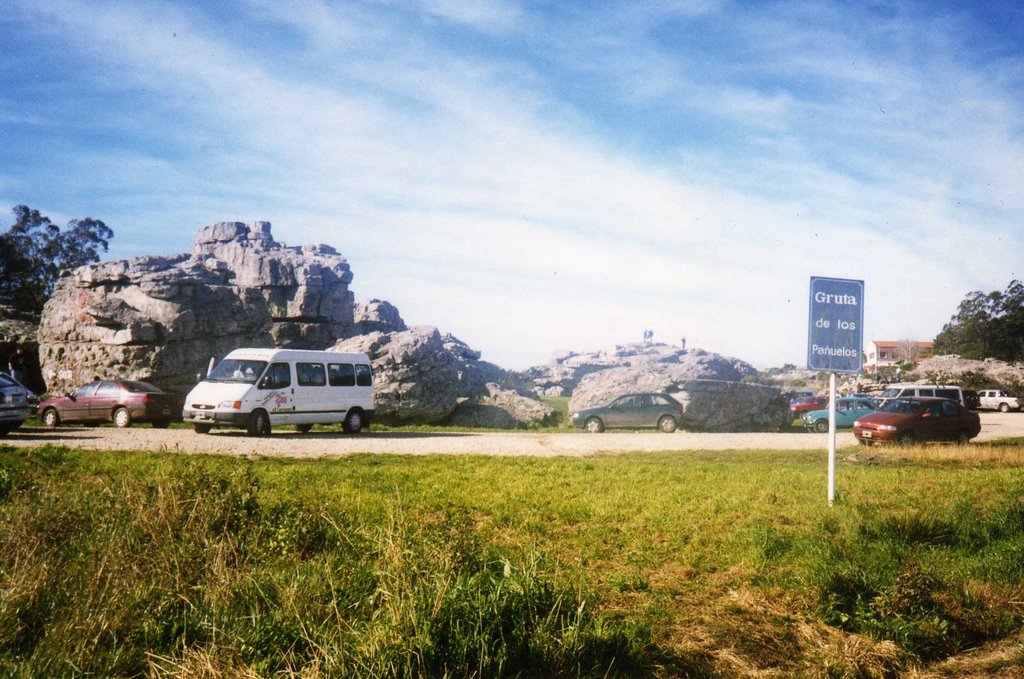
[
  {"left": 875, "top": 383, "right": 964, "bottom": 408},
  {"left": 182, "top": 348, "right": 374, "bottom": 436}
]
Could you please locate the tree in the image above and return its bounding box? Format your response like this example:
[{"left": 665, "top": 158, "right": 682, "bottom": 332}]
[
  {"left": 0, "top": 205, "right": 113, "bottom": 315},
  {"left": 933, "top": 281, "right": 1024, "bottom": 362}
]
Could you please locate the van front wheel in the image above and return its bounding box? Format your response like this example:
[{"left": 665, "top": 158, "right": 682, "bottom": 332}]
[
  {"left": 247, "top": 410, "right": 272, "bottom": 437},
  {"left": 342, "top": 410, "right": 364, "bottom": 434}
]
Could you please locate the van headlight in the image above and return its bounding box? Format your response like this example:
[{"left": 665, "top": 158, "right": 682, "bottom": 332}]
[{"left": 218, "top": 400, "right": 242, "bottom": 409}]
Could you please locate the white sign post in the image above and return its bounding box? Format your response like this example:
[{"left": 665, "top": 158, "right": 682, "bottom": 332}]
[{"left": 807, "top": 277, "right": 864, "bottom": 505}]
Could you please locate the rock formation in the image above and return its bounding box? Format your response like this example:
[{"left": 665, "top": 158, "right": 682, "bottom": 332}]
[
  {"left": 449, "top": 383, "right": 557, "bottom": 428},
  {"left": 905, "top": 355, "right": 1024, "bottom": 389},
  {"left": 0, "top": 304, "right": 42, "bottom": 391},
  {"left": 529, "top": 343, "right": 755, "bottom": 397},
  {"left": 569, "top": 365, "right": 789, "bottom": 432},
  {"left": 38, "top": 221, "right": 355, "bottom": 394},
  {"left": 354, "top": 299, "right": 407, "bottom": 335}
]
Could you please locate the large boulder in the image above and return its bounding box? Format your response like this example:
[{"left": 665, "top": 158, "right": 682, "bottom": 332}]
[
  {"left": 329, "top": 326, "right": 527, "bottom": 425},
  {"left": 906, "top": 355, "right": 1024, "bottom": 389},
  {"left": 569, "top": 365, "right": 789, "bottom": 432},
  {"left": 448, "top": 383, "right": 556, "bottom": 428},
  {"left": 354, "top": 299, "right": 407, "bottom": 334},
  {"left": 0, "top": 304, "right": 42, "bottom": 391},
  {"left": 530, "top": 343, "right": 755, "bottom": 396},
  {"left": 38, "top": 221, "right": 355, "bottom": 394},
  {"left": 330, "top": 326, "right": 460, "bottom": 424}
]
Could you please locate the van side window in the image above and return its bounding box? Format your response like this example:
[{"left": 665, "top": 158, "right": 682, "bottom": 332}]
[
  {"left": 328, "top": 363, "right": 355, "bottom": 387},
  {"left": 259, "top": 363, "right": 291, "bottom": 390},
  {"left": 355, "top": 364, "right": 373, "bottom": 387},
  {"left": 936, "top": 389, "right": 958, "bottom": 401},
  {"left": 918, "top": 389, "right": 934, "bottom": 397},
  {"left": 297, "top": 362, "right": 326, "bottom": 387}
]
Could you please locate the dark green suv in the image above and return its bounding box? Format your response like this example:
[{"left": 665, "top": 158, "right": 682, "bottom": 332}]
[{"left": 571, "top": 392, "right": 684, "bottom": 433}]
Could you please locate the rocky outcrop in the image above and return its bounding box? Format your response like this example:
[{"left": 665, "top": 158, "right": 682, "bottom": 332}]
[
  {"left": 905, "top": 355, "right": 1024, "bottom": 389},
  {"left": 530, "top": 343, "right": 755, "bottom": 396},
  {"left": 329, "top": 326, "right": 543, "bottom": 426},
  {"left": 354, "top": 299, "right": 407, "bottom": 335},
  {"left": 330, "top": 326, "right": 460, "bottom": 424},
  {"left": 38, "top": 221, "right": 355, "bottom": 394},
  {"left": 0, "top": 304, "right": 42, "bottom": 391},
  {"left": 449, "top": 383, "right": 556, "bottom": 428},
  {"left": 569, "top": 365, "right": 788, "bottom": 432}
]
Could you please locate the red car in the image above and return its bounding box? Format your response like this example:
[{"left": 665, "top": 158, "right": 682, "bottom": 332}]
[
  {"left": 853, "top": 397, "right": 981, "bottom": 446},
  {"left": 789, "top": 396, "right": 827, "bottom": 418},
  {"left": 37, "top": 379, "right": 184, "bottom": 429}
]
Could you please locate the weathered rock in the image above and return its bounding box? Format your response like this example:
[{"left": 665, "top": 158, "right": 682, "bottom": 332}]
[
  {"left": 38, "top": 221, "right": 355, "bottom": 394},
  {"left": 530, "top": 343, "right": 755, "bottom": 396},
  {"left": 569, "top": 365, "right": 788, "bottom": 432},
  {"left": 354, "top": 299, "right": 407, "bottom": 335},
  {"left": 906, "top": 355, "right": 1024, "bottom": 389},
  {"left": 448, "top": 383, "right": 556, "bottom": 428},
  {"left": 442, "top": 333, "right": 507, "bottom": 398},
  {"left": 329, "top": 326, "right": 460, "bottom": 424},
  {"left": 329, "top": 326, "right": 517, "bottom": 425},
  {"left": 0, "top": 304, "right": 42, "bottom": 391}
]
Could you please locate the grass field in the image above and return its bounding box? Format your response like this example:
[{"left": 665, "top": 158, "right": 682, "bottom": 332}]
[{"left": 1, "top": 440, "right": 1022, "bottom": 677}]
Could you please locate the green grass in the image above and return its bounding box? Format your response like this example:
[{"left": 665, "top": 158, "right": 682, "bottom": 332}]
[{"left": 0, "top": 444, "right": 1022, "bottom": 677}]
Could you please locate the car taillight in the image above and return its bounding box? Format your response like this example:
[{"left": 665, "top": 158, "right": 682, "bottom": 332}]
[{"left": 143, "top": 394, "right": 152, "bottom": 404}]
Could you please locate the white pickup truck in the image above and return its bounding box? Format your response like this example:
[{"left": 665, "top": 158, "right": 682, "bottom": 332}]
[{"left": 977, "top": 389, "right": 1022, "bottom": 412}]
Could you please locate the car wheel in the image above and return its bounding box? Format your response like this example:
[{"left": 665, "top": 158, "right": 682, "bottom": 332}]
[
  {"left": 151, "top": 420, "right": 171, "bottom": 429},
  {"left": 247, "top": 410, "right": 272, "bottom": 437},
  {"left": 1000, "top": 403, "right": 1010, "bottom": 413},
  {"left": 193, "top": 423, "right": 212, "bottom": 434},
  {"left": 42, "top": 408, "right": 61, "bottom": 428},
  {"left": 658, "top": 416, "right": 678, "bottom": 433},
  {"left": 897, "top": 432, "right": 915, "bottom": 446},
  {"left": 295, "top": 423, "right": 313, "bottom": 434},
  {"left": 113, "top": 407, "right": 132, "bottom": 428},
  {"left": 956, "top": 430, "right": 971, "bottom": 445},
  {"left": 342, "top": 410, "right": 363, "bottom": 434},
  {"left": 585, "top": 417, "right": 604, "bottom": 433},
  {"left": 813, "top": 419, "right": 829, "bottom": 433}
]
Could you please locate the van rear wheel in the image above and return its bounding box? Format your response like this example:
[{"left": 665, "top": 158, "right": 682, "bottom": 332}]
[
  {"left": 193, "top": 424, "right": 211, "bottom": 434},
  {"left": 342, "top": 410, "right": 363, "bottom": 434},
  {"left": 295, "top": 424, "right": 313, "bottom": 434},
  {"left": 247, "top": 410, "right": 272, "bottom": 437}
]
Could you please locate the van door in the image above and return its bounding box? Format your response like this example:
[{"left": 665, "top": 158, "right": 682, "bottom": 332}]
[
  {"left": 256, "top": 362, "right": 294, "bottom": 424},
  {"left": 294, "top": 361, "right": 333, "bottom": 423}
]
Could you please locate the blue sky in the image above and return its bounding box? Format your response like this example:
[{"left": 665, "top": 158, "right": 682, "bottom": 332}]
[{"left": 2, "top": 1, "right": 1022, "bottom": 370}]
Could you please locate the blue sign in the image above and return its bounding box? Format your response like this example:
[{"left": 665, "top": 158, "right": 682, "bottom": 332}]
[{"left": 807, "top": 276, "right": 864, "bottom": 373}]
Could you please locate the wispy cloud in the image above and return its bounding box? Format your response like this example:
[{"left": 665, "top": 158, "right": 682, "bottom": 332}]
[{"left": 2, "top": 0, "right": 1022, "bottom": 368}]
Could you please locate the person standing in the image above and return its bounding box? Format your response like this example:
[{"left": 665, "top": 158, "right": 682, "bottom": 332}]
[{"left": 8, "top": 347, "right": 26, "bottom": 384}]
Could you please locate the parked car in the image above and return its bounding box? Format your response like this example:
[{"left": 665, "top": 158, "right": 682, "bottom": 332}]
[
  {"left": 853, "top": 397, "right": 980, "bottom": 446},
  {"left": 874, "top": 384, "right": 965, "bottom": 408},
  {"left": 37, "top": 379, "right": 184, "bottom": 428},
  {"left": 0, "top": 372, "right": 33, "bottom": 436},
  {"left": 789, "top": 395, "right": 826, "bottom": 418},
  {"left": 977, "top": 389, "right": 1021, "bottom": 412},
  {"left": 801, "top": 397, "right": 877, "bottom": 432},
  {"left": 571, "top": 393, "right": 684, "bottom": 433}
]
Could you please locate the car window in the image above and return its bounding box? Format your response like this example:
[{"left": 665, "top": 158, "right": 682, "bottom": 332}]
[
  {"left": 612, "top": 395, "right": 639, "bottom": 408},
  {"left": 73, "top": 383, "right": 99, "bottom": 398},
  {"left": 328, "top": 363, "right": 355, "bottom": 387},
  {"left": 923, "top": 402, "right": 942, "bottom": 418},
  {"left": 123, "top": 381, "right": 162, "bottom": 393},
  {"left": 650, "top": 395, "right": 671, "bottom": 406},
  {"left": 940, "top": 401, "right": 958, "bottom": 416},
  {"left": 210, "top": 359, "right": 267, "bottom": 384},
  {"left": 0, "top": 373, "right": 16, "bottom": 387},
  {"left": 355, "top": 364, "right": 373, "bottom": 387},
  {"left": 297, "top": 362, "right": 326, "bottom": 387},
  {"left": 259, "top": 363, "right": 291, "bottom": 390},
  {"left": 96, "top": 381, "right": 120, "bottom": 396}
]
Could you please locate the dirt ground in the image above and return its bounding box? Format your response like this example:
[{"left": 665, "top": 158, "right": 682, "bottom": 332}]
[{"left": 3, "top": 412, "right": 1023, "bottom": 458}]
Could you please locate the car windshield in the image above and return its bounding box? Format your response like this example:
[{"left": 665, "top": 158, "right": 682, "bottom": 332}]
[
  {"left": 880, "top": 399, "right": 923, "bottom": 414},
  {"left": 207, "top": 359, "right": 267, "bottom": 384},
  {"left": 123, "top": 381, "right": 163, "bottom": 393},
  {"left": 0, "top": 373, "right": 16, "bottom": 388}
]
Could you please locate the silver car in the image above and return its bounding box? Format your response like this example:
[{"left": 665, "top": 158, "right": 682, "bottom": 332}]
[
  {"left": 571, "top": 392, "right": 684, "bottom": 433},
  {"left": 0, "top": 372, "right": 33, "bottom": 436}
]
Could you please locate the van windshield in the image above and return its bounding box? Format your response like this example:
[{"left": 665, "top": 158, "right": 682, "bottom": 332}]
[
  {"left": 207, "top": 359, "right": 267, "bottom": 384},
  {"left": 879, "top": 388, "right": 901, "bottom": 398}
]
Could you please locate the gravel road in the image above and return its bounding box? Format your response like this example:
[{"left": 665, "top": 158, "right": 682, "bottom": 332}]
[{"left": 4, "top": 412, "right": 1022, "bottom": 458}]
